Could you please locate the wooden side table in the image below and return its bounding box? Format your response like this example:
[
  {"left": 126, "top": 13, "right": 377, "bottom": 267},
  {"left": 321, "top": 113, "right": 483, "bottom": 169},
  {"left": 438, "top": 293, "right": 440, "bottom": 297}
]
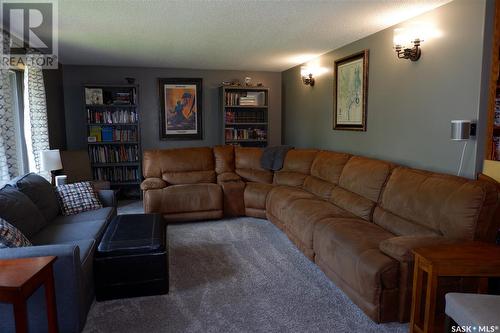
[
  {"left": 0, "top": 256, "right": 58, "bottom": 333},
  {"left": 410, "top": 242, "right": 500, "bottom": 333}
]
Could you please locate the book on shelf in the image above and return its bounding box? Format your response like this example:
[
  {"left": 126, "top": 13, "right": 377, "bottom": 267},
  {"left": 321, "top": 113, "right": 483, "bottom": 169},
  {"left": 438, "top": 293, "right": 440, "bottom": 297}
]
[
  {"left": 225, "top": 110, "right": 266, "bottom": 123},
  {"left": 89, "top": 145, "right": 139, "bottom": 163},
  {"left": 93, "top": 166, "right": 139, "bottom": 183},
  {"left": 87, "top": 108, "right": 138, "bottom": 124},
  {"left": 89, "top": 126, "right": 102, "bottom": 142},
  {"left": 225, "top": 128, "right": 267, "bottom": 141},
  {"left": 225, "top": 91, "right": 266, "bottom": 106},
  {"left": 87, "top": 126, "right": 137, "bottom": 142}
]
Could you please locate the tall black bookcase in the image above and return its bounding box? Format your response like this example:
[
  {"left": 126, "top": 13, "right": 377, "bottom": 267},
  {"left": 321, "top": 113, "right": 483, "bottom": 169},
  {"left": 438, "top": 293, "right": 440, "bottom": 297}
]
[
  {"left": 220, "top": 86, "right": 269, "bottom": 147},
  {"left": 84, "top": 84, "right": 142, "bottom": 197}
]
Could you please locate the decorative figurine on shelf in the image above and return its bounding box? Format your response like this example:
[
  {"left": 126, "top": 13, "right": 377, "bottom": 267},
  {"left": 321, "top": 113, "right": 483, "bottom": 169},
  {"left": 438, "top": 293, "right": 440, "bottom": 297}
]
[
  {"left": 256, "top": 82, "right": 263, "bottom": 87},
  {"left": 244, "top": 77, "right": 252, "bottom": 86}
]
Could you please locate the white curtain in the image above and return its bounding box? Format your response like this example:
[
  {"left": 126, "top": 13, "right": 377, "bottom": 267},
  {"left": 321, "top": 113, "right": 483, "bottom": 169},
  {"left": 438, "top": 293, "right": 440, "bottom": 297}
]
[
  {"left": 23, "top": 54, "right": 50, "bottom": 175},
  {"left": 0, "top": 31, "right": 20, "bottom": 182}
]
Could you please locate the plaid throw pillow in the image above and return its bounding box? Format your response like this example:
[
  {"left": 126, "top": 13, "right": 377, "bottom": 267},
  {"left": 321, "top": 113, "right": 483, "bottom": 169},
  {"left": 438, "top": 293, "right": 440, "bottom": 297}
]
[
  {"left": 0, "top": 218, "right": 32, "bottom": 248},
  {"left": 55, "top": 182, "right": 103, "bottom": 216}
]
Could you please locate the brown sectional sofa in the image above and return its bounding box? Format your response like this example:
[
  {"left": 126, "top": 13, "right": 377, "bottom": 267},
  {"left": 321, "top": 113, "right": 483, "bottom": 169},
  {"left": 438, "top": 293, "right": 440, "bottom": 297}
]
[{"left": 141, "top": 146, "right": 500, "bottom": 323}]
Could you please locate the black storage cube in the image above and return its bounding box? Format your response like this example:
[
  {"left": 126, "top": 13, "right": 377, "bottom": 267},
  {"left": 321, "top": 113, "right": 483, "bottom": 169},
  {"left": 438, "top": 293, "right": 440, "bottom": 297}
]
[{"left": 94, "top": 214, "right": 168, "bottom": 301}]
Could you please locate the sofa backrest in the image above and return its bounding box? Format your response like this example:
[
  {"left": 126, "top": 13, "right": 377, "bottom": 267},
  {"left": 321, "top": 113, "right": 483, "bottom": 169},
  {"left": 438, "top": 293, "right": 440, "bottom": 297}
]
[
  {"left": 303, "top": 151, "right": 351, "bottom": 198},
  {"left": 213, "top": 145, "right": 235, "bottom": 174},
  {"left": 235, "top": 147, "right": 273, "bottom": 184},
  {"left": 143, "top": 147, "right": 216, "bottom": 185},
  {"left": 374, "top": 167, "right": 499, "bottom": 241},
  {"left": 0, "top": 185, "right": 47, "bottom": 238},
  {"left": 273, "top": 149, "right": 318, "bottom": 187},
  {"left": 330, "top": 156, "right": 393, "bottom": 221}
]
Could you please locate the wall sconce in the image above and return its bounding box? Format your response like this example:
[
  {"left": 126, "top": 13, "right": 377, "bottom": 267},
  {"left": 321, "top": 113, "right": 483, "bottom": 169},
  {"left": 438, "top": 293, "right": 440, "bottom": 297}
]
[
  {"left": 451, "top": 120, "right": 476, "bottom": 176},
  {"left": 302, "top": 73, "right": 315, "bottom": 86},
  {"left": 393, "top": 28, "right": 423, "bottom": 61}
]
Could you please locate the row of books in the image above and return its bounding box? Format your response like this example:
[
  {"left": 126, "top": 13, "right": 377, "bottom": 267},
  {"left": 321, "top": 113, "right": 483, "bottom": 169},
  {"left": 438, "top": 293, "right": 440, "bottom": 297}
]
[
  {"left": 225, "top": 91, "right": 266, "bottom": 106},
  {"left": 89, "top": 145, "right": 139, "bottom": 163},
  {"left": 87, "top": 109, "right": 138, "bottom": 124},
  {"left": 225, "top": 111, "right": 266, "bottom": 123},
  {"left": 225, "top": 128, "right": 267, "bottom": 141},
  {"left": 93, "top": 167, "right": 140, "bottom": 183},
  {"left": 88, "top": 126, "right": 137, "bottom": 142}
]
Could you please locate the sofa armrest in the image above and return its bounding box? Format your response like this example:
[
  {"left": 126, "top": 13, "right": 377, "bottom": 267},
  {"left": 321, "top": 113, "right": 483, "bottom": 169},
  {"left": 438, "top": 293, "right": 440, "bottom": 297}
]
[
  {"left": 0, "top": 243, "right": 84, "bottom": 332},
  {"left": 379, "top": 236, "right": 458, "bottom": 262},
  {"left": 217, "top": 172, "right": 242, "bottom": 184},
  {"left": 141, "top": 178, "right": 167, "bottom": 190},
  {"left": 97, "top": 189, "right": 116, "bottom": 208}
]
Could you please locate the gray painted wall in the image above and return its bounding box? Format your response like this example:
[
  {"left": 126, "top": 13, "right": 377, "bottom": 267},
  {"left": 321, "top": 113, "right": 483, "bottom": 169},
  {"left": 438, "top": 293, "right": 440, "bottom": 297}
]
[
  {"left": 62, "top": 66, "right": 281, "bottom": 150},
  {"left": 282, "top": 0, "right": 490, "bottom": 178},
  {"left": 44, "top": 65, "right": 67, "bottom": 150}
]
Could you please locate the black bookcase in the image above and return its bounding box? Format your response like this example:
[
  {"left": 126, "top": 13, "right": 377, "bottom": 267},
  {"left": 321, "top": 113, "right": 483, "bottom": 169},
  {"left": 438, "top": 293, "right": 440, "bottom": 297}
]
[
  {"left": 84, "top": 84, "right": 142, "bottom": 197},
  {"left": 220, "top": 86, "right": 269, "bottom": 147}
]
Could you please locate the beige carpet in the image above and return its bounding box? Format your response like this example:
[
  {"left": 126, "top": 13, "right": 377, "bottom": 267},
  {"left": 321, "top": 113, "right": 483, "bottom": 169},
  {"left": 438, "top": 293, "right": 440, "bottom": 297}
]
[{"left": 83, "top": 210, "right": 408, "bottom": 333}]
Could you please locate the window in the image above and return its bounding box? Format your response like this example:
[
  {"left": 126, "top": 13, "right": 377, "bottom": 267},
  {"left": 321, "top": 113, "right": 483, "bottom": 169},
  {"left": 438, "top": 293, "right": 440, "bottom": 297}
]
[{"left": 1, "top": 66, "right": 49, "bottom": 184}]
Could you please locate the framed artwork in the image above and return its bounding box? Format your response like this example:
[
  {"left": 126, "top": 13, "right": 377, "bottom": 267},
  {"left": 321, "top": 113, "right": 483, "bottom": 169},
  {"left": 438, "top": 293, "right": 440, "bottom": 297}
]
[
  {"left": 159, "top": 78, "right": 202, "bottom": 140},
  {"left": 333, "top": 49, "right": 369, "bottom": 131}
]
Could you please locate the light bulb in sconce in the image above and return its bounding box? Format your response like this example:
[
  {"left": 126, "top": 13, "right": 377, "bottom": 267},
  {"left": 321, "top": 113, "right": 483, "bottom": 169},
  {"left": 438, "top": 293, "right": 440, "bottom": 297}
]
[
  {"left": 300, "top": 66, "right": 328, "bottom": 86},
  {"left": 301, "top": 67, "right": 315, "bottom": 86},
  {"left": 393, "top": 27, "right": 423, "bottom": 61},
  {"left": 393, "top": 28, "right": 408, "bottom": 49}
]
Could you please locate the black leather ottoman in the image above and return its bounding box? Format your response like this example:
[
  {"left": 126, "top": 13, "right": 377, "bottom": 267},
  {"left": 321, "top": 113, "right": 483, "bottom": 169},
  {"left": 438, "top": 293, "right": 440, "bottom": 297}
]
[{"left": 94, "top": 213, "right": 168, "bottom": 301}]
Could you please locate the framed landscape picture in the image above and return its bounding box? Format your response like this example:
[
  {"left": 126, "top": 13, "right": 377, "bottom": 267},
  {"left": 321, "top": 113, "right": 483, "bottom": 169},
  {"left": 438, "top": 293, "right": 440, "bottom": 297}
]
[
  {"left": 333, "top": 50, "right": 369, "bottom": 131},
  {"left": 159, "top": 78, "right": 202, "bottom": 140}
]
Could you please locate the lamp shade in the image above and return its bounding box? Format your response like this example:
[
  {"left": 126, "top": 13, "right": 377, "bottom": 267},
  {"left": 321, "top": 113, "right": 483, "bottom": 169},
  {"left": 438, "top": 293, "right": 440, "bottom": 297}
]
[
  {"left": 40, "top": 149, "right": 62, "bottom": 171},
  {"left": 450, "top": 120, "right": 471, "bottom": 141}
]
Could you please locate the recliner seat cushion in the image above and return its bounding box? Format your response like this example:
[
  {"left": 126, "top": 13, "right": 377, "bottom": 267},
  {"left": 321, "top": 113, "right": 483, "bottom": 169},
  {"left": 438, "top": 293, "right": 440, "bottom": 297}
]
[
  {"left": 155, "top": 183, "right": 223, "bottom": 214},
  {"left": 266, "top": 186, "right": 315, "bottom": 222},
  {"left": 281, "top": 198, "right": 356, "bottom": 258},
  {"left": 244, "top": 182, "right": 274, "bottom": 210},
  {"left": 313, "top": 218, "right": 399, "bottom": 306}
]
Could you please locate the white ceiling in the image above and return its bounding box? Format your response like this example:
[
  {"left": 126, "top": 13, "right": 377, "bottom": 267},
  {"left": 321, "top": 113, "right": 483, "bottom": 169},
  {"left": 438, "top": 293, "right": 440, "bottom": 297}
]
[{"left": 58, "top": 0, "right": 450, "bottom": 72}]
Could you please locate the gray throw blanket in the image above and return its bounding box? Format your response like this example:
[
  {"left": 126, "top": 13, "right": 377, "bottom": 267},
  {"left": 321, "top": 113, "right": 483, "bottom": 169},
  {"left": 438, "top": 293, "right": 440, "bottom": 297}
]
[{"left": 260, "top": 145, "right": 293, "bottom": 171}]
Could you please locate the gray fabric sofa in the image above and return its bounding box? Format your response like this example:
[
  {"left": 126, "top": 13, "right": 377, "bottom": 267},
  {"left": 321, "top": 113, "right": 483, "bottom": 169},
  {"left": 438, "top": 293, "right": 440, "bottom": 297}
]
[{"left": 0, "top": 173, "right": 116, "bottom": 333}]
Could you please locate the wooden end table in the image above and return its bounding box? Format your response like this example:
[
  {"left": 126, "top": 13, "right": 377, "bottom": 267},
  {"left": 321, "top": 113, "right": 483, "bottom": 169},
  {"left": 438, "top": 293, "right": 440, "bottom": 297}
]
[
  {"left": 410, "top": 242, "right": 500, "bottom": 333},
  {"left": 0, "top": 256, "right": 58, "bottom": 333}
]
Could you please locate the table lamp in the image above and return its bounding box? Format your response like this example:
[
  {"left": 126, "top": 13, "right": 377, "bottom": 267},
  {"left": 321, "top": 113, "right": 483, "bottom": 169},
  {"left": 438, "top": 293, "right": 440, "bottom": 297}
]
[{"left": 40, "top": 149, "right": 63, "bottom": 185}]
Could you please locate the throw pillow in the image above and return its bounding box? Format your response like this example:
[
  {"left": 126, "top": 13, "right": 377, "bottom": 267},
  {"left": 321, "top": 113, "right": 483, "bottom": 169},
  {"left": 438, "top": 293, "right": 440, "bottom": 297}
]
[
  {"left": 0, "top": 218, "right": 32, "bottom": 248},
  {"left": 0, "top": 185, "right": 47, "bottom": 238},
  {"left": 55, "top": 182, "right": 103, "bottom": 216},
  {"left": 14, "top": 173, "right": 60, "bottom": 222}
]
